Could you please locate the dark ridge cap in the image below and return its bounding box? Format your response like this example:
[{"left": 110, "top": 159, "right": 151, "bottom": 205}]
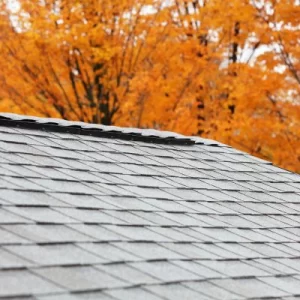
[{"left": 0, "top": 113, "right": 201, "bottom": 146}]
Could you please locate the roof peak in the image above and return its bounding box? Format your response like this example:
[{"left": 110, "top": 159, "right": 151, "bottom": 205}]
[{"left": 0, "top": 113, "right": 220, "bottom": 146}]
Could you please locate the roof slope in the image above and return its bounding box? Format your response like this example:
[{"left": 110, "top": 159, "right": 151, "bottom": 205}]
[{"left": 0, "top": 113, "right": 299, "bottom": 300}]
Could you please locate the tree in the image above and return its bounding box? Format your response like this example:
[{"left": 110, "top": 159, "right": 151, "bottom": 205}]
[
  {"left": 0, "top": 0, "right": 299, "bottom": 172},
  {"left": 0, "top": 0, "right": 177, "bottom": 125},
  {"left": 166, "top": 0, "right": 300, "bottom": 172}
]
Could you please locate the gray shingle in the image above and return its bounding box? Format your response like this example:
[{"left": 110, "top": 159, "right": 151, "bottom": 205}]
[
  {"left": 2, "top": 176, "right": 48, "bottom": 191},
  {"left": 195, "top": 189, "right": 232, "bottom": 201},
  {"left": 156, "top": 212, "right": 202, "bottom": 226},
  {"left": 120, "top": 185, "right": 180, "bottom": 199},
  {"left": 18, "top": 153, "right": 62, "bottom": 167},
  {"left": 183, "top": 202, "right": 217, "bottom": 214},
  {"left": 0, "top": 208, "right": 31, "bottom": 224},
  {"left": 84, "top": 161, "right": 134, "bottom": 174},
  {"left": 0, "top": 227, "right": 30, "bottom": 245},
  {"left": 77, "top": 243, "right": 137, "bottom": 262},
  {"left": 5, "top": 244, "right": 104, "bottom": 266},
  {"left": 47, "top": 139, "right": 91, "bottom": 151},
  {"left": 0, "top": 190, "right": 65, "bottom": 206},
  {"left": 0, "top": 248, "right": 34, "bottom": 269},
  {"left": 275, "top": 258, "right": 300, "bottom": 272},
  {"left": 252, "top": 229, "right": 291, "bottom": 242},
  {"left": 68, "top": 224, "right": 125, "bottom": 241},
  {"left": 282, "top": 215, "right": 300, "bottom": 226},
  {"left": 130, "top": 261, "right": 199, "bottom": 282},
  {"left": 165, "top": 187, "right": 212, "bottom": 200},
  {"left": 199, "top": 260, "right": 269, "bottom": 277},
  {"left": 245, "top": 243, "right": 291, "bottom": 258},
  {"left": 260, "top": 276, "right": 300, "bottom": 294},
  {"left": 0, "top": 166, "right": 18, "bottom": 177},
  {"left": 114, "top": 242, "right": 184, "bottom": 260},
  {"left": 24, "top": 167, "right": 85, "bottom": 180},
  {"left": 104, "top": 210, "right": 152, "bottom": 225},
  {"left": 286, "top": 242, "right": 300, "bottom": 252},
  {"left": 216, "top": 243, "right": 262, "bottom": 259},
  {"left": 0, "top": 114, "right": 299, "bottom": 300},
  {"left": 145, "top": 284, "right": 210, "bottom": 300},
  {"left": 213, "top": 215, "right": 257, "bottom": 228},
  {"left": 2, "top": 224, "right": 93, "bottom": 243},
  {"left": 5, "top": 207, "right": 76, "bottom": 224},
  {"left": 172, "top": 260, "right": 222, "bottom": 278},
  {"left": 53, "top": 157, "right": 94, "bottom": 170},
  {"left": 34, "top": 266, "right": 125, "bottom": 291},
  {"left": 38, "top": 292, "right": 76, "bottom": 300},
  {"left": 199, "top": 202, "right": 236, "bottom": 214},
  {"left": 116, "top": 175, "right": 174, "bottom": 188},
  {"left": 49, "top": 193, "right": 116, "bottom": 209},
  {"left": 175, "top": 227, "right": 217, "bottom": 241},
  {"left": 58, "top": 169, "right": 110, "bottom": 182},
  {"left": 0, "top": 141, "right": 45, "bottom": 155},
  {"left": 2, "top": 164, "right": 46, "bottom": 178},
  {"left": 33, "top": 179, "right": 100, "bottom": 194},
  {"left": 194, "top": 228, "right": 250, "bottom": 242},
  {"left": 130, "top": 211, "right": 179, "bottom": 225},
  {"left": 118, "top": 163, "right": 163, "bottom": 176},
  {"left": 211, "top": 278, "right": 288, "bottom": 298},
  {"left": 33, "top": 146, "right": 88, "bottom": 160},
  {"left": 0, "top": 270, "right": 64, "bottom": 297},
  {"left": 253, "top": 258, "right": 298, "bottom": 275},
  {"left": 162, "top": 242, "right": 219, "bottom": 259},
  {"left": 137, "top": 198, "right": 180, "bottom": 212},
  {"left": 148, "top": 227, "right": 197, "bottom": 242},
  {"left": 243, "top": 215, "right": 288, "bottom": 227},
  {"left": 55, "top": 207, "right": 126, "bottom": 224},
  {"left": 106, "top": 287, "right": 164, "bottom": 300},
  {"left": 45, "top": 291, "right": 116, "bottom": 300},
  {"left": 271, "top": 243, "right": 300, "bottom": 256},
  {"left": 0, "top": 152, "right": 30, "bottom": 165},
  {"left": 95, "top": 263, "right": 159, "bottom": 285},
  {"left": 184, "top": 281, "right": 241, "bottom": 300},
  {"left": 228, "top": 228, "right": 274, "bottom": 242},
  {"left": 194, "top": 243, "right": 246, "bottom": 259},
  {"left": 241, "top": 191, "right": 282, "bottom": 202},
  {"left": 104, "top": 225, "right": 169, "bottom": 242},
  {"left": 190, "top": 214, "right": 229, "bottom": 227}
]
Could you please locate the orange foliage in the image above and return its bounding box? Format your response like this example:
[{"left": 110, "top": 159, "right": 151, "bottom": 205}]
[{"left": 0, "top": 0, "right": 299, "bottom": 172}]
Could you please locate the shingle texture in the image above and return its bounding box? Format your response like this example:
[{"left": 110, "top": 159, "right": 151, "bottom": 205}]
[{"left": 0, "top": 113, "right": 299, "bottom": 299}]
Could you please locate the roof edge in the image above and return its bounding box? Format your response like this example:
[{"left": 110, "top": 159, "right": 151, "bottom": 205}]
[{"left": 0, "top": 113, "right": 204, "bottom": 146}]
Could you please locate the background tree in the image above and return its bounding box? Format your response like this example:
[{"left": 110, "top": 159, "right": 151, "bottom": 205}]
[{"left": 0, "top": 0, "right": 299, "bottom": 172}]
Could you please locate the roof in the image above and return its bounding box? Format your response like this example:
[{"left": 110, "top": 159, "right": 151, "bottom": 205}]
[{"left": 0, "top": 113, "right": 299, "bottom": 300}]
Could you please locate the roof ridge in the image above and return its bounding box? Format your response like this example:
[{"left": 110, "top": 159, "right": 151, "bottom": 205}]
[{"left": 0, "top": 113, "right": 221, "bottom": 146}]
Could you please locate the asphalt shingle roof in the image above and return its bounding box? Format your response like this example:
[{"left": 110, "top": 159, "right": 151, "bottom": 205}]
[{"left": 0, "top": 113, "right": 299, "bottom": 299}]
